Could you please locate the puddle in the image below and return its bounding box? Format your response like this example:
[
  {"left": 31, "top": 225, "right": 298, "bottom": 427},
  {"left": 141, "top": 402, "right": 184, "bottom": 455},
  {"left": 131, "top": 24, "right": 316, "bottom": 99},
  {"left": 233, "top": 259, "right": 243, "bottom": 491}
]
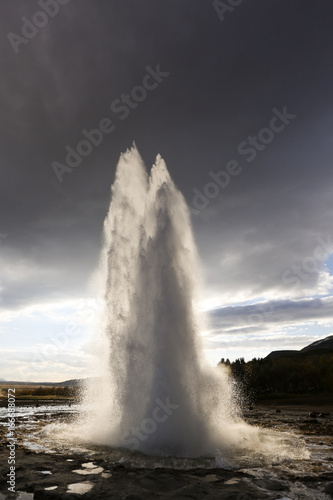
[
  {"left": 73, "top": 466, "right": 104, "bottom": 475},
  {"left": 73, "top": 462, "right": 104, "bottom": 475},
  {"left": 224, "top": 478, "right": 241, "bottom": 485},
  {"left": 38, "top": 470, "right": 52, "bottom": 474},
  {"left": 102, "top": 472, "right": 112, "bottom": 478},
  {"left": 67, "top": 481, "right": 94, "bottom": 494},
  {"left": 201, "top": 474, "right": 220, "bottom": 483}
]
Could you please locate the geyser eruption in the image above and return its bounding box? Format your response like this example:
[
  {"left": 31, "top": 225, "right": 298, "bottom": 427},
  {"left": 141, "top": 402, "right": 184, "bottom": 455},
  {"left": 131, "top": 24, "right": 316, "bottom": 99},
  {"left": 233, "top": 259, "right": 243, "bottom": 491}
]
[
  {"left": 71, "top": 144, "right": 307, "bottom": 462},
  {"left": 84, "top": 144, "right": 240, "bottom": 457}
]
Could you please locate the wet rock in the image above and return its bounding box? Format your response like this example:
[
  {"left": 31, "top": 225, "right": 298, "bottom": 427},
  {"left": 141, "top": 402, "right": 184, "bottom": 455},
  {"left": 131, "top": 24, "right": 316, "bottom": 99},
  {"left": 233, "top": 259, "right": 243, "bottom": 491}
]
[
  {"left": 34, "top": 489, "right": 62, "bottom": 499},
  {"left": 255, "top": 478, "right": 286, "bottom": 491},
  {"left": 319, "top": 473, "right": 333, "bottom": 481},
  {"left": 23, "top": 483, "right": 35, "bottom": 492},
  {"left": 275, "top": 409, "right": 281, "bottom": 413},
  {"left": 309, "top": 412, "right": 317, "bottom": 418},
  {"left": 113, "top": 463, "right": 126, "bottom": 470},
  {"left": 325, "top": 482, "right": 333, "bottom": 496}
]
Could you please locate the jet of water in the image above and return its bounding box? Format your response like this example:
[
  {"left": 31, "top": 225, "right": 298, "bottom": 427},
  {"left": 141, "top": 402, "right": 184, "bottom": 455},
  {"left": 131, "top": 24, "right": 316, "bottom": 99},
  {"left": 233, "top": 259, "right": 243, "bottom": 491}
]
[{"left": 74, "top": 144, "right": 308, "bottom": 462}]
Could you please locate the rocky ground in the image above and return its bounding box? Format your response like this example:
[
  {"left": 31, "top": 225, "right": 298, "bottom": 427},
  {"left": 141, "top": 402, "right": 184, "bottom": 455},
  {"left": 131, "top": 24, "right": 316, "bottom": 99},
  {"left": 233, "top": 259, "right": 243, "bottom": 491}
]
[{"left": 0, "top": 402, "right": 333, "bottom": 499}]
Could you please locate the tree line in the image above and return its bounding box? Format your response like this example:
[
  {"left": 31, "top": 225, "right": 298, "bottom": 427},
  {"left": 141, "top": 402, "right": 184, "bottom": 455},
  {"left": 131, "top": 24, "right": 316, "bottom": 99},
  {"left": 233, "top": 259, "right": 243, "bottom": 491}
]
[
  {"left": 219, "top": 350, "right": 333, "bottom": 398},
  {"left": 11, "top": 386, "right": 79, "bottom": 398}
]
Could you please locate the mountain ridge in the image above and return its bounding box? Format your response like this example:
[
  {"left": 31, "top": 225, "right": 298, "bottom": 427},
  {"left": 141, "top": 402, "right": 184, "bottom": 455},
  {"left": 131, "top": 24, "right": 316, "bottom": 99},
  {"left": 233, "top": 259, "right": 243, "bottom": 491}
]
[{"left": 267, "top": 334, "right": 333, "bottom": 359}]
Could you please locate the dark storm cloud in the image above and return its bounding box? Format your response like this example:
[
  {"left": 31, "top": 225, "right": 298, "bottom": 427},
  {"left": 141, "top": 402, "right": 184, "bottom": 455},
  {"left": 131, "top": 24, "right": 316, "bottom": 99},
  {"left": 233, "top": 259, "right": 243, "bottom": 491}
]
[{"left": 1, "top": 0, "right": 333, "bottom": 314}]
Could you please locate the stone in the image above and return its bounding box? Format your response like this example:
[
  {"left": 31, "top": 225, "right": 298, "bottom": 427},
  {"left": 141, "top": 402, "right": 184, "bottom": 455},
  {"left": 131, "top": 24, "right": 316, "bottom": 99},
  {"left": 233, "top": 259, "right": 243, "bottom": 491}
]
[
  {"left": 325, "top": 482, "right": 333, "bottom": 496},
  {"left": 34, "top": 489, "right": 62, "bottom": 500},
  {"left": 255, "top": 478, "right": 286, "bottom": 491}
]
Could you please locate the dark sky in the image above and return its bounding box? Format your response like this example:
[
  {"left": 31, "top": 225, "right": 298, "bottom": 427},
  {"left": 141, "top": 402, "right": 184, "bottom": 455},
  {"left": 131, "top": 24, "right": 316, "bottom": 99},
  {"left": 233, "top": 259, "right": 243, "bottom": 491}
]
[{"left": 1, "top": 0, "right": 333, "bottom": 378}]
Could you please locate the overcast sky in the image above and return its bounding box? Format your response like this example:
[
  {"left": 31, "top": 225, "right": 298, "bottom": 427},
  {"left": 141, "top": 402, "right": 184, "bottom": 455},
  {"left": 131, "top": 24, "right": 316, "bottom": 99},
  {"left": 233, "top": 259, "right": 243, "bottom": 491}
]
[{"left": 1, "top": 0, "right": 333, "bottom": 381}]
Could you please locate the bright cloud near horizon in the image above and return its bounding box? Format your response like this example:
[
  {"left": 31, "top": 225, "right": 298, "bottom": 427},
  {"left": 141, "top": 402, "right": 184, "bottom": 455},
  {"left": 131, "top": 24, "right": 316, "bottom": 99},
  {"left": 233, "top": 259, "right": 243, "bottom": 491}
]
[{"left": 1, "top": 1, "right": 333, "bottom": 381}]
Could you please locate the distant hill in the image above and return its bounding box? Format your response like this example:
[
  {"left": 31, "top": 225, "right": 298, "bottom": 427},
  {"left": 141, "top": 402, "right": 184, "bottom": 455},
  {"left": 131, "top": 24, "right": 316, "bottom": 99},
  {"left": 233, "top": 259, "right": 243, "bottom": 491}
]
[
  {"left": 0, "top": 378, "right": 86, "bottom": 386},
  {"left": 267, "top": 335, "right": 333, "bottom": 359},
  {"left": 56, "top": 379, "right": 83, "bottom": 387},
  {"left": 301, "top": 335, "right": 333, "bottom": 352},
  {"left": 267, "top": 350, "right": 298, "bottom": 359}
]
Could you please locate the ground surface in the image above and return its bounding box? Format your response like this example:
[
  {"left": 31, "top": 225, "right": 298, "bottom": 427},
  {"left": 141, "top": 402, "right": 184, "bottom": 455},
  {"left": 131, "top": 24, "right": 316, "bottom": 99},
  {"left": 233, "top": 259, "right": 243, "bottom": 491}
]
[{"left": 0, "top": 400, "right": 333, "bottom": 499}]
